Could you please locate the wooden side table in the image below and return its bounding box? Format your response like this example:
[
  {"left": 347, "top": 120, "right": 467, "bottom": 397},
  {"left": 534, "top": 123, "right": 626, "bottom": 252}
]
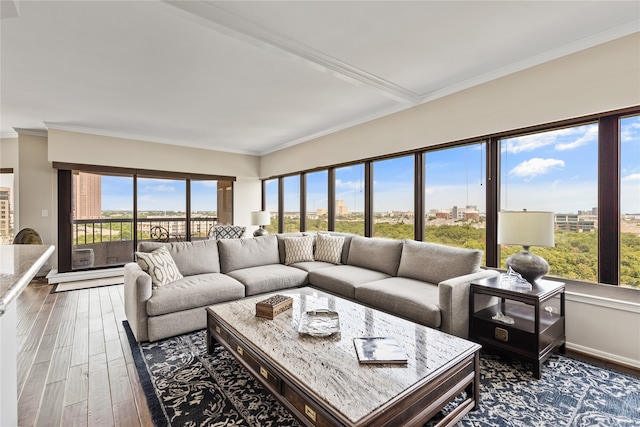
[{"left": 469, "top": 276, "right": 565, "bottom": 379}]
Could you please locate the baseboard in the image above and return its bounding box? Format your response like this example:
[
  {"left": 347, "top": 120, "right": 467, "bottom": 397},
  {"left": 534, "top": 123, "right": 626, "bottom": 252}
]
[
  {"left": 566, "top": 342, "right": 640, "bottom": 371},
  {"left": 46, "top": 267, "right": 125, "bottom": 284}
]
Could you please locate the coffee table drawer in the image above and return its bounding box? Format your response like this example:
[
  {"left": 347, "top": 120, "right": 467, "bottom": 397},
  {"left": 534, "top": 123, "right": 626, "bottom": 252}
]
[
  {"left": 228, "top": 336, "right": 281, "bottom": 392},
  {"left": 283, "top": 382, "right": 335, "bottom": 427}
]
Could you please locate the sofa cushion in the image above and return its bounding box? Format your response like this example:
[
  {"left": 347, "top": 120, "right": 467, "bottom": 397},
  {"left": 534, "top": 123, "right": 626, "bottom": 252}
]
[
  {"left": 146, "top": 273, "right": 245, "bottom": 316},
  {"left": 314, "top": 233, "right": 345, "bottom": 264},
  {"left": 218, "top": 235, "right": 280, "bottom": 273},
  {"left": 138, "top": 240, "right": 221, "bottom": 275},
  {"left": 226, "top": 264, "right": 308, "bottom": 296},
  {"left": 355, "top": 277, "right": 441, "bottom": 328},
  {"left": 135, "top": 246, "right": 183, "bottom": 288},
  {"left": 347, "top": 236, "right": 403, "bottom": 276},
  {"left": 398, "top": 240, "right": 482, "bottom": 284},
  {"left": 308, "top": 265, "right": 390, "bottom": 299},
  {"left": 284, "top": 235, "right": 315, "bottom": 265},
  {"left": 289, "top": 261, "right": 336, "bottom": 273},
  {"left": 329, "top": 232, "right": 354, "bottom": 264}
]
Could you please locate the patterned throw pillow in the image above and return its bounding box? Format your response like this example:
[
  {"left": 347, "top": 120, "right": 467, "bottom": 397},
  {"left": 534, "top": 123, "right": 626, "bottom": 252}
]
[
  {"left": 284, "top": 235, "right": 315, "bottom": 265},
  {"left": 314, "top": 234, "right": 345, "bottom": 264},
  {"left": 136, "top": 246, "right": 183, "bottom": 288}
]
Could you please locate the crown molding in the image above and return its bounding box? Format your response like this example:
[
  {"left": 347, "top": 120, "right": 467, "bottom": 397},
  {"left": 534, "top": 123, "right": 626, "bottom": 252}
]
[
  {"left": 162, "top": 1, "right": 421, "bottom": 106},
  {"left": 417, "top": 20, "right": 640, "bottom": 104},
  {"left": 43, "top": 122, "right": 262, "bottom": 156},
  {"left": 1, "top": 130, "right": 19, "bottom": 139},
  {"left": 13, "top": 128, "right": 48, "bottom": 137},
  {"left": 257, "top": 103, "right": 411, "bottom": 156}
]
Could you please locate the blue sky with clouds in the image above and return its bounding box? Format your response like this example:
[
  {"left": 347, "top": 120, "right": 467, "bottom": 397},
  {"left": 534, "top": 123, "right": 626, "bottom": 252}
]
[{"left": 100, "top": 116, "right": 639, "bottom": 216}]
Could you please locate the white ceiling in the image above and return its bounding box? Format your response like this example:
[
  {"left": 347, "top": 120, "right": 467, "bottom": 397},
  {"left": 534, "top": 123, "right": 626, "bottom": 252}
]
[{"left": 1, "top": 1, "right": 638, "bottom": 155}]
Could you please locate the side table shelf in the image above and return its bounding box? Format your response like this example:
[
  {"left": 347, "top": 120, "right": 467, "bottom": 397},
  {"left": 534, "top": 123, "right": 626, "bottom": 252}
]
[{"left": 469, "top": 276, "right": 566, "bottom": 379}]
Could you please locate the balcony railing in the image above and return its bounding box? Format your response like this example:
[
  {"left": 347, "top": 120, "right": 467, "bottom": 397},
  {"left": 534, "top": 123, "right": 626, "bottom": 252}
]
[{"left": 73, "top": 217, "right": 218, "bottom": 245}]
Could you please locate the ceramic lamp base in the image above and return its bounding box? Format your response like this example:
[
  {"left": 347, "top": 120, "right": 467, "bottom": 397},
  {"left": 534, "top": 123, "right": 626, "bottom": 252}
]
[
  {"left": 506, "top": 247, "right": 549, "bottom": 284},
  {"left": 253, "top": 227, "right": 268, "bottom": 237}
]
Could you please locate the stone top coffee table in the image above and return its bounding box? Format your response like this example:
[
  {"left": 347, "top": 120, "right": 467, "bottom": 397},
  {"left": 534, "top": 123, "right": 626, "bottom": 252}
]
[{"left": 206, "top": 287, "right": 480, "bottom": 427}]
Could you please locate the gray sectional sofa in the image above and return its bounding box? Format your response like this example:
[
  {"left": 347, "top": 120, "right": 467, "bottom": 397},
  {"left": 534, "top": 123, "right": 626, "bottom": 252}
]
[{"left": 124, "top": 233, "right": 498, "bottom": 342}]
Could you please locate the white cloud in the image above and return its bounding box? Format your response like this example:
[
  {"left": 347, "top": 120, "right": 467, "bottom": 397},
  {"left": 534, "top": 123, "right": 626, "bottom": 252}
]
[
  {"left": 502, "top": 125, "right": 596, "bottom": 153},
  {"left": 622, "top": 173, "right": 640, "bottom": 182},
  {"left": 509, "top": 158, "right": 565, "bottom": 180},
  {"left": 335, "top": 179, "right": 363, "bottom": 191},
  {"left": 555, "top": 126, "right": 597, "bottom": 151}
]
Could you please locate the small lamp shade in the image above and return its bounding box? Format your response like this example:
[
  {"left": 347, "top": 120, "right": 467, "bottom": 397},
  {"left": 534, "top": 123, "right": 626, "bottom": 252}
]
[
  {"left": 251, "top": 211, "right": 270, "bottom": 226},
  {"left": 498, "top": 210, "right": 555, "bottom": 248}
]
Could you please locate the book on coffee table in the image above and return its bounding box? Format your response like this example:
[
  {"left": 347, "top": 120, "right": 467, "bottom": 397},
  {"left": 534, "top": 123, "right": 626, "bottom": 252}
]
[{"left": 353, "top": 337, "right": 407, "bottom": 364}]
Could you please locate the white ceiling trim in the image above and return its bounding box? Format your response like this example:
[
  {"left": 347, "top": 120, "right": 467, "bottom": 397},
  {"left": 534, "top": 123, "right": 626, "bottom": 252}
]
[
  {"left": 1, "top": 131, "right": 19, "bottom": 139},
  {"left": 257, "top": 102, "right": 412, "bottom": 156},
  {"left": 418, "top": 19, "right": 640, "bottom": 105},
  {"left": 43, "top": 122, "right": 260, "bottom": 156},
  {"left": 13, "top": 128, "right": 48, "bottom": 137},
  {"left": 161, "top": 0, "right": 421, "bottom": 106}
]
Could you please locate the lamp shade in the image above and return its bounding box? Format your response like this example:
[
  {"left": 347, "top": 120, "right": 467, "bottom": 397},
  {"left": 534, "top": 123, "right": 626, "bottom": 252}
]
[
  {"left": 251, "top": 211, "right": 270, "bottom": 226},
  {"left": 498, "top": 210, "right": 555, "bottom": 247}
]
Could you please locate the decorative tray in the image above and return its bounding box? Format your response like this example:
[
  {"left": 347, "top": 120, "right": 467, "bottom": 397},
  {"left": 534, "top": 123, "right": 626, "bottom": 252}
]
[{"left": 298, "top": 309, "right": 340, "bottom": 337}]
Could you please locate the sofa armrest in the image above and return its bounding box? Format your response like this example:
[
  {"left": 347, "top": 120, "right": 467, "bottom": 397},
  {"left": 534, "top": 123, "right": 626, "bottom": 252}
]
[
  {"left": 438, "top": 269, "right": 500, "bottom": 338},
  {"left": 124, "top": 262, "right": 153, "bottom": 342}
]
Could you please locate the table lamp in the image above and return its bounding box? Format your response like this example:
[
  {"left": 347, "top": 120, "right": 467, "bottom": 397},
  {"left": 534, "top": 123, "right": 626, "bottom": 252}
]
[
  {"left": 251, "top": 211, "right": 271, "bottom": 237},
  {"left": 498, "top": 210, "right": 555, "bottom": 284}
]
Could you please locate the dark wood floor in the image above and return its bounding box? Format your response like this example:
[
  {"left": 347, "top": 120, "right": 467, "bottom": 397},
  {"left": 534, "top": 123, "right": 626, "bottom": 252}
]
[
  {"left": 15, "top": 278, "right": 639, "bottom": 427},
  {"left": 15, "top": 278, "right": 152, "bottom": 427}
]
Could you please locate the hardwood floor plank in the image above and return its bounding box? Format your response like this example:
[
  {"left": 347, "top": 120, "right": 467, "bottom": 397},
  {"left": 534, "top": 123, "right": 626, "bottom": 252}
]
[
  {"left": 125, "top": 361, "right": 153, "bottom": 427},
  {"left": 61, "top": 400, "right": 88, "bottom": 427},
  {"left": 102, "top": 310, "right": 119, "bottom": 342},
  {"left": 89, "top": 330, "right": 106, "bottom": 357},
  {"left": 35, "top": 380, "right": 65, "bottom": 427},
  {"left": 18, "top": 361, "right": 50, "bottom": 427},
  {"left": 70, "top": 315, "right": 89, "bottom": 367},
  {"left": 47, "top": 345, "right": 72, "bottom": 384},
  {"left": 33, "top": 332, "right": 57, "bottom": 364},
  {"left": 107, "top": 357, "right": 134, "bottom": 405},
  {"left": 16, "top": 349, "right": 37, "bottom": 400},
  {"left": 87, "top": 352, "right": 114, "bottom": 427},
  {"left": 113, "top": 399, "right": 142, "bottom": 427},
  {"left": 64, "top": 363, "right": 89, "bottom": 406},
  {"left": 106, "top": 338, "right": 124, "bottom": 362}
]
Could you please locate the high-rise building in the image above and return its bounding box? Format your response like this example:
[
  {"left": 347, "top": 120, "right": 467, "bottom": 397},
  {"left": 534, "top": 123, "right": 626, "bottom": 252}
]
[
  {"left": 336, "top": 199, "right": 349, "bottom": 215},
  {"left": 74, "top": 172, "right": 102, "bottom": 219},
  {"left": 0, "top": 187, "right": 11, "bottom": 238}
]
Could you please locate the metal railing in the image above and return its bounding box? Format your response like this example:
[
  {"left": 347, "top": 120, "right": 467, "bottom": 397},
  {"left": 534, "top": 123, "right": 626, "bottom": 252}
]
[{"left": 73, "top": 217, "right": 218, "bottom": 245}]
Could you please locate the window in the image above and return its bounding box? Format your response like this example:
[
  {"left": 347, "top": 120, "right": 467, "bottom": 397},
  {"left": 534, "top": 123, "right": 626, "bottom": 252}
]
[
  {"left": 264, "top": 179, "right": 279, "bottom": 234},
  {"left": 373, "top": 156, "right": 414, "bottom": 239},
  {"left": 0, "top": 170, "right": 14, "bottom": 244},
  {"left": 306, "top": 171, "right": 328, "bottom": 231},
  {"left": 425, "top": 143, "right": 486, "bottom": 254},
  {"left": 335, "top": 164, "right": 365, "bottom": 236},
  {"left": 137, "top": 177, "right": 187, "bottom": 243},
  {"left": 72, "top": 171, "right": 134, "bottom": 269},
  {"left": 500, "top": 124, "right": 599, "bottom": 282},
  {"left": 620, "top": 115, "right": 640, "bottom": 289},
  {"left": 283, "top": 175, "right": 301, "bottom": 232},
  {"left": 190, "top": 180, "right": 217, "bottom": 240}
]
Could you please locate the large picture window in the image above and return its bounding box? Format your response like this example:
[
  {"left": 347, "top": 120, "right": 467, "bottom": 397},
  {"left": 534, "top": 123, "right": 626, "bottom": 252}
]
[
  {"left": 373, "top": 156, "right": 414, "bottom": 239},
  {"left": 620, "top": 115, "right": 640, "bottom": 289},
  {"left": 425, "top": 143, "right": 486, "bottom": 254},
  {"left": 335, "top": 164, "right": 365, "bottom": 236},
  {"left": 500, "top": 124, "right": 599, "bottom": 282},
  {"left": 283, "top": 175, "right": 300, "bottom": 232},
  {"left": 306, "top": 171, "right": 328, "bottom": 231},
  {"left": 264, "top": 178, "right": 279, "bottom": 234}
]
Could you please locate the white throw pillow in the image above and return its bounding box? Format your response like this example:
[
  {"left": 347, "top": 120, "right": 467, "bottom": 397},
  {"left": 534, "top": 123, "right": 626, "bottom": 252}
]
[
  {"left": 284, "top": 235, "right": 315, "bottom": 265},
  {"left": 136, "top": 246, "right": 183, "bottom": 288},
  {"left": 314, "top": 234, "right": 344, "bottom": 264}
]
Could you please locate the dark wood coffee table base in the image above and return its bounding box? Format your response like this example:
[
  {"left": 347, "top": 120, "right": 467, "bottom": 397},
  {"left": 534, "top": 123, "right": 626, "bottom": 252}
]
[{"left": 207, "top": 311, "right": 480, "bottom": 427}]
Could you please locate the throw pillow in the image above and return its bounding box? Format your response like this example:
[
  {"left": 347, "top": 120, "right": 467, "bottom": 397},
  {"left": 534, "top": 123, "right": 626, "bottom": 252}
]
[
  {"left": 136, "top": 246, "right": 183, "bottom": 288},
  {"left": 284, "top": 235, "right": 315, "bottom": 265},
  {"left": 314, "top": 233, "right": 344, "bottom": 264}
]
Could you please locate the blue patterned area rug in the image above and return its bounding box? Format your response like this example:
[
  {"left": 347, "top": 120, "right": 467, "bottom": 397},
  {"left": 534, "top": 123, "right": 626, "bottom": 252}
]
[{"left": 124, "top": 322, "right": 640, "bottom": 427}]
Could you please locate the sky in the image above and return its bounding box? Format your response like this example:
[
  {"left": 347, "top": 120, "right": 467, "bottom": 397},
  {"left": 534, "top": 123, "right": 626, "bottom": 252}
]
[{"left": 92, "top": 115, "right": 640, "bottom": 216}]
